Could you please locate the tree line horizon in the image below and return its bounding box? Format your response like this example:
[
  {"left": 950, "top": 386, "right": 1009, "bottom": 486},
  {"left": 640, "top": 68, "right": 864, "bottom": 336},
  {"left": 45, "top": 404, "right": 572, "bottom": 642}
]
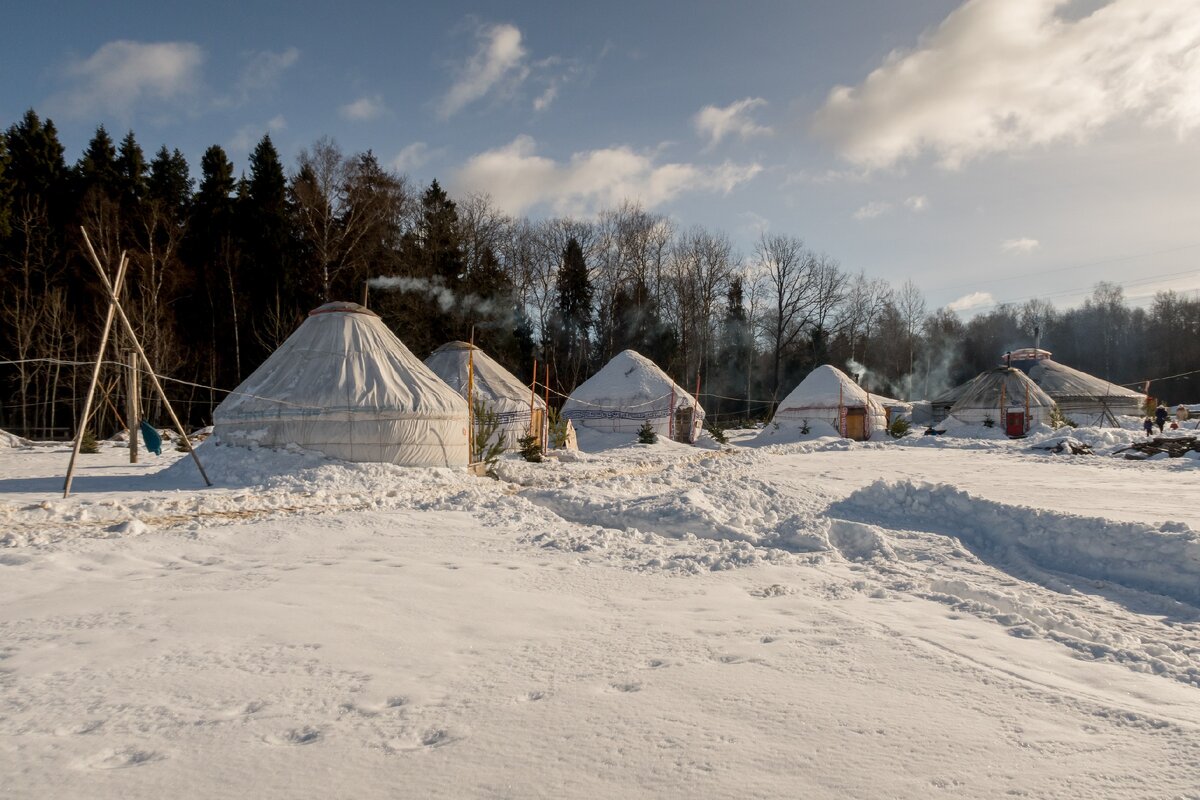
[{"left": 1, "top": 108, "right": 1196, "bottom": 438}]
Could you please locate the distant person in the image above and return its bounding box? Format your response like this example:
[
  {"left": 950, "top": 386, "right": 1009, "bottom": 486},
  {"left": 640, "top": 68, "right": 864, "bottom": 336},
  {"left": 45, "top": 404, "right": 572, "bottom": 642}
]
[
  {"left": 1143, "top": 417, "right": 1155, "bottom": 437},
  {"left": 1178, "top": 404, "right": 1190, "bottom": 423},
  {"left": 1155, "top": 404, "right": 1169, "bottom": 433}
]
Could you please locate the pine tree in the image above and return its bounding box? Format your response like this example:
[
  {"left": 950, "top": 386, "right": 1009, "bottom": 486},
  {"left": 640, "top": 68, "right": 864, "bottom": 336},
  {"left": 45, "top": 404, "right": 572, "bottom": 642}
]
[
  {"left": 549, "top": 237, "right": 593, "bottom": 391},
  {"left": 75, "top": 125, "right": 120, "bottom": 199},
  {"left": 242, "top": 134, "right": 295, "bottom": 358},
  {"left": 115, "top": 131, "right": 147, "bottom": 210},
  {"left": 182, "top": 145, "right": 243, "bottom": 398},
  {"left": 148, "top": 146, "right": 192, "bottom": 220}
]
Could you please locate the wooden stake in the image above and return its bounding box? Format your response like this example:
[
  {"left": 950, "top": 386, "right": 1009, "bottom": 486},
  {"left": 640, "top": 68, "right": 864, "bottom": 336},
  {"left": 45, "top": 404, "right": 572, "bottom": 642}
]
[
  {"left": 466, "top": 331, "right": 476, "bottom": 464},
  {"left": 529, "top": 357, "right": 537, "bottom": 441},
  {"left": 64, "top": 251, "right": 129, "bottom": 496},
  {"left": 543, "top": 363, "right": 550, "bottom": 454},
  {"left": 127, "top": 349, "right": 139, "bottom": 464},
  {"left": 78, "top": 228, "right": 211, "bottom": 489}
]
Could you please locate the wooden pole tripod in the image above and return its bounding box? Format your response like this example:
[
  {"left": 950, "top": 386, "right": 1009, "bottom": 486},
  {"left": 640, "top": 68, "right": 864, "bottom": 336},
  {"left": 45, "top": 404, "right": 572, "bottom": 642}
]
[{"left": 63, "top": 229, "right": 212, "bottom": 496}]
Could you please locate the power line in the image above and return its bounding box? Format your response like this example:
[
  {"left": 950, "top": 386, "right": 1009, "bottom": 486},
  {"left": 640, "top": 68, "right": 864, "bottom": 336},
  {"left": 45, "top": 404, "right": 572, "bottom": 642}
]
[{"left": 937, "top": 240, "right": 1200, "bottom": 294}]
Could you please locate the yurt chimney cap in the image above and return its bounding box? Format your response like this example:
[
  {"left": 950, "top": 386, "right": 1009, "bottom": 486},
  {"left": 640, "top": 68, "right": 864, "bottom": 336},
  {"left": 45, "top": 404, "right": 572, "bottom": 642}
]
[{"left": 308, "top": 301, "right": 379, "bottom": 318}]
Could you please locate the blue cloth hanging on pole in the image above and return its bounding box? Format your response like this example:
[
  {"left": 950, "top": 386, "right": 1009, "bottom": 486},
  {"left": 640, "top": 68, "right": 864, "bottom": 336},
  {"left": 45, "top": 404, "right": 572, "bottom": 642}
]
[{"left": 140, "top": 420, "right": 162, "bottom": 455}]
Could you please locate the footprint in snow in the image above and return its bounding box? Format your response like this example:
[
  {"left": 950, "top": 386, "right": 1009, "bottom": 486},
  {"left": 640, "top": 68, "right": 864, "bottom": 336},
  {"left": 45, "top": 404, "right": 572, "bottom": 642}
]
[
  {"left": 382, "top": 728, "right": 458, "bottom": 753},
  {"left": 263, "top": 726, "right": 322, "bottom": 746},
  {"left": 646, "top": 659, "right": 668, "bottom": 669},
  {"left": 610, "top": 682, "right": 642, "bottom": 693},
  {"left": 82, "top": 748, "right": 165, "bottom": 769},
  {"left": 517, "top": 690, "right": 548, "bottom": 702}
]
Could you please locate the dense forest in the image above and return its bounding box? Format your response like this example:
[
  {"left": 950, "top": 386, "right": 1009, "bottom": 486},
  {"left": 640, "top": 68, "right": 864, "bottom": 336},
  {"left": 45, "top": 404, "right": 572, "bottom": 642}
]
[{"left": 1, "top": 109, "right": 1197, "bottom": 438}]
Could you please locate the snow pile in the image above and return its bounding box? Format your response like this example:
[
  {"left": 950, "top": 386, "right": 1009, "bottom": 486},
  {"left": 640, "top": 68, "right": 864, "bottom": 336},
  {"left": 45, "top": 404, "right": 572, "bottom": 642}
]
[
  {"left": 830, "top": 479, "right": 1200, "bottom": 607},
  {"left": 0, "top": 429, "right": 31, "bottom": 448},
  {"left": 2, "top": 441, "right": 494, "bottom": 547},
  {"left": 746, "top": 419, "right": 841, "bottom": 445}
]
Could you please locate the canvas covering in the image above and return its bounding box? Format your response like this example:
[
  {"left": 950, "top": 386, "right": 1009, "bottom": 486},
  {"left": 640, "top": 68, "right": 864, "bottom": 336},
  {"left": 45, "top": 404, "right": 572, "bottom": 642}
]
[
  {"left": 1025, "top": 359, "right": 1145, "bottom": 422},
  {"left": 562, "top": 350, "right": 705, "bottom": 442},
  {"left": 214, "top": 303, "right": 468, "bottom": 466},
  {"left": 423, "top": 341, "right": 546, "bottom": 450},
  {"left": 948, "top": 367, "right": 1055, "bottom": 428}
]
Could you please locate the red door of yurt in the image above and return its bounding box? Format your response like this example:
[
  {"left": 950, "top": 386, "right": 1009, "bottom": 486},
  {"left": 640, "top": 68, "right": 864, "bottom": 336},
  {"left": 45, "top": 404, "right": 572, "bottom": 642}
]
[{"left": 1005, "top": 411, "right": 1026, "bottom": 437}]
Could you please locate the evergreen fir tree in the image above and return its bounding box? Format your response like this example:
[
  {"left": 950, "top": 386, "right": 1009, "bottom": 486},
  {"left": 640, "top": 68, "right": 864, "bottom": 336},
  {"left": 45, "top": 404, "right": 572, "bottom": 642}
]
[
  {"left": 115, "top": 131, "right": 147, "bottom": 209},
  {"left": 75, "top": 125, "right": 120, "bottom": 199},
  {"left": 549, "top": 237, "right": 593, "bottom": 391},
  {"left": 241, "top": 134, "right": 295, "bottom": 359}
]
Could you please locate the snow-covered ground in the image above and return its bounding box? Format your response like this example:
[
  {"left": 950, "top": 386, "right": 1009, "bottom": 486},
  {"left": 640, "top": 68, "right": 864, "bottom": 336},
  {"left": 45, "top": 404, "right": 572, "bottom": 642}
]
[{"left": 2, "top": 426, "right": 1199, "bottom": 798}]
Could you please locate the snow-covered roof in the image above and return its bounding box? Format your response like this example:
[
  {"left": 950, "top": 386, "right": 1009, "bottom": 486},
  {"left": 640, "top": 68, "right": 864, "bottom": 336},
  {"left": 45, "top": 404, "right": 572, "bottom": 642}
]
[
  {"left": 424, "top": 341, "right": 546, "bottom": 414},
  {"left": 871, "top": 394, "right": 913, "bottom": 411},
  {"left": 777, "top": 365, "right": 878, "bottom": 410},
  {"left": 949, "top": 367, "right": 1055, "bottom": 413},
  {"left": 564, "top": 350, "right": 701, "bottom": 412}
]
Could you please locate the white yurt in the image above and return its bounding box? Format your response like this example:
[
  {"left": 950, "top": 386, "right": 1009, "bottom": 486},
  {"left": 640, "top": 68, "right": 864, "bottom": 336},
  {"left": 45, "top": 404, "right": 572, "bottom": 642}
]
[
  {"left": 947, "top": 366, "right": 1055, "bottom": 436},
  {"left": 765, "top": 364, "right": 887, "bottom": 440},
  {"left": 562, "top": 349, "right": 704, "bottom": 443},
  {"left": 1007, "top": 348, "right": 1145, "bottom": 424},
  {"left": 214, "top": 302, "right": 469, "bottom": 466},
  {"left": 424, "top": 341, "right": 547, "bottom": 450}
]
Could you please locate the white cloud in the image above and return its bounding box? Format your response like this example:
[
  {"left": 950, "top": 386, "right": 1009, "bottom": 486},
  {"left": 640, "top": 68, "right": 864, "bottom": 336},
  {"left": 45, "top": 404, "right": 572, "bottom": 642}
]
[
  {"left": 236, "top": 47, "right": 299, "bottom": 96},
  {"left": 229, "top": 114, "right": 287, "bottom": 154},
  {"left": 813, "top": 0, "right": 1200, "bottom": 169},
  {"left": 51, "top": 40, "right": 203, "bottom": 117},
  {"left": 947, "top": 291, "right": 996, "bottom": 312},
  {"left": 693, "top": 97, "right": 772, "bottom": 147},
  {"left": 853, "top": 201, "right": 892, "bottom": 221},
  {"left": 1002, "top": 237, "right": 1040, "bottom": 254},
  {"left": 453, "top": 135, "right": 761, "bottom": 216},
  {"left": 905, "top": 195, "right": 928, "bottom": 212},
  {"left": 439, "top": 22, "right": 529, "bottom": 118},
  {"left": 533, "top": 84, "right": 558, "bottom": 112},
  {"left": 391, "top": 142, "right": 434, "bottom": 172},
  {"left": 340, "top": 95, "right": 385, "bottom": 121}
]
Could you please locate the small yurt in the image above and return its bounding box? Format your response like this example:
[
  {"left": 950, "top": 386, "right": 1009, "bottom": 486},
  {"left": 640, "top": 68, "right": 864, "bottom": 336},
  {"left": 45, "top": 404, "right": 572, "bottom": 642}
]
[
  {"left": 947, "top": 366, "right": 1055, "bottom": 436},
  {"left": 1007, "top": 348, "right": 1145, "bottom": 424},
  {"left": 768, "top": 365, "right": 887, "bottom": 441},
  {"left": 424, "top": 341, "right": 547, "bottom": 450},
  {"left": 871, "top": 394, "right": 913, "bottom": 425},
  {"left": 214, "top": 302, "right": 468, "bottom": 466},
  {"left": 562, "top": 350, "right": 704, "bottom": 443},
  {"left": 930, "top": 381, "right": 972, "bottom": 423}
]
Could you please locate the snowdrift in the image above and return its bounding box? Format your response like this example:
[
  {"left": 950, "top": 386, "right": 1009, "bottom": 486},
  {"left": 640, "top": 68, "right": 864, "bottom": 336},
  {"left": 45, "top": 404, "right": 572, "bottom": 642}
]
[{"left": 830, "top": 479, "right": 1200, "bottom": 608}]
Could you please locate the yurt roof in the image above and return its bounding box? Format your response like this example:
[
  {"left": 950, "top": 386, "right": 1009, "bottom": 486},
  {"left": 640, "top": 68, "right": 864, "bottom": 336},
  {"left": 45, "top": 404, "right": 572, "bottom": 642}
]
[
  {"left": 215, "top": 302, "right": 466, "bottom": 422},
  {"left": 949, "top": 367, "right": 1055, "bottom": 412},
  {"left": 777, "top": 365, "right": 876, "bottom": 410},
  {"left": 871, "top": 393, "right": 913, "bottom": 411},
  {"left": 424, "top": 341, "right": 546, "bottom": 410},
  {"left": 1025, "top": 359, "right": 1144, "bottom": 401},
  {"left": 565, "top": 350, "right": 701, "bottom": 411},
  {"left": 931, "top": 379, "right": 973, "bottom": 407}
]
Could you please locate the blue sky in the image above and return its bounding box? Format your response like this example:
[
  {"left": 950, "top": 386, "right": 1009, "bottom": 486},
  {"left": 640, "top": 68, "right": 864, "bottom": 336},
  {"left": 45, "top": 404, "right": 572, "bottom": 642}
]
[{"left": 4, "top": 0, "right": 1199, "bottom": 314}]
